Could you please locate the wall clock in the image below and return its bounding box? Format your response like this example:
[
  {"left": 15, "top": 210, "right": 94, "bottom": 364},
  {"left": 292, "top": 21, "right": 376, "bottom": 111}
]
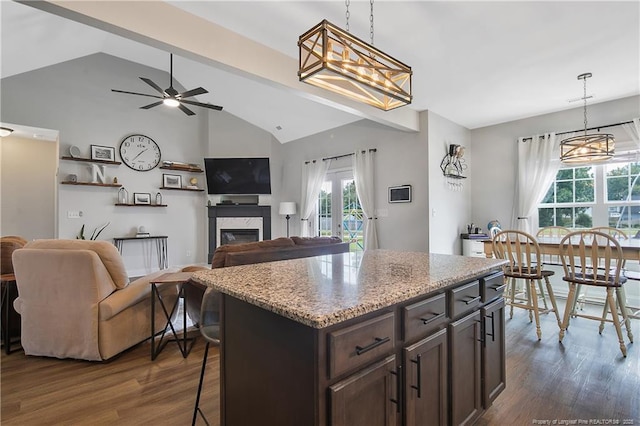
[{"left": 119, "top": 134, "right": 161, "bottom": 171}]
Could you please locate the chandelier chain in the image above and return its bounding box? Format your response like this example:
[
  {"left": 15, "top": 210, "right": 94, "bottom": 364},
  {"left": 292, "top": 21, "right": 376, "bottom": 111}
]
[
  {"left": 345, "top": 0, "right": 350, "bottom": 32},
  {"left": 370, "top": 0, "right": 374, "bottom": 45},
  {"left": 583, "top": 75, "right": 588, "bottom": 135}
]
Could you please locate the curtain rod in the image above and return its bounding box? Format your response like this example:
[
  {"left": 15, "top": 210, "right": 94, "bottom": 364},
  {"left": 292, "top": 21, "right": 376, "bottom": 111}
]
[
  {"left": 305, "top": 148, "right": 377, "bottom": 164},
  {"left": 521, "top": 120, "right": 633, "bottom": 142}
]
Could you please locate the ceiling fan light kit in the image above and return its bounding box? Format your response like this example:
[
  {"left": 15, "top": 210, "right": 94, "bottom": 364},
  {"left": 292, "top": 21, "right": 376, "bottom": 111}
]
[
  {"left": 560, "top": 73, "right": 614, "bottom": 164},
  {"left": 112, "top": 54, "right": 223, "bottom": 116},
  {"left": 298, "top": 0, "right": 411, "bottom": 111}
]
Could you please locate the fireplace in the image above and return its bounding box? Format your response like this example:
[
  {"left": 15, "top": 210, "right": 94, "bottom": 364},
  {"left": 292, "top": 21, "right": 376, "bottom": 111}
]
[
  {"left": 220, "top": 229, "right": 260, "bottom": 246},
  {"left": 208, "top": 205, "right": 271, "bottom": 261}
]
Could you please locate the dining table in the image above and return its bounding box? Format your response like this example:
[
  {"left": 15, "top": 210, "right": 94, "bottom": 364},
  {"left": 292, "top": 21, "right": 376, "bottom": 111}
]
[{"left": 482, "top": 236, "right": 640, "bottom": 262}]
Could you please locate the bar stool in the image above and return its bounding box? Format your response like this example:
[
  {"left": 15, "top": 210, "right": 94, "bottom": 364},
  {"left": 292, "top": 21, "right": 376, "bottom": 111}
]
[
  {"left": 192, "top": 287, "right": 221, "bottom": 426},
  {"left": 558, "top": 230, "right": 633, "bottom": 357},
  {"left": 492, "top": 230, "right": 562, "bottom": 340}
]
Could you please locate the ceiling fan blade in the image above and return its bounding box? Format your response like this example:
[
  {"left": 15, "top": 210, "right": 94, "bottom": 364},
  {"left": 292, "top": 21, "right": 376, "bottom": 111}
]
[
  {"left": 179, "top": 87, "right": 208, "bottom": 99},
  {"left": 140, "top": 77, "right": 166, "bottom": 95},
  {"left": 140, "top": 100, "right": 164, "bottom": 110},
  {"left": 111, "top": 89, "right": 163, "bottom": 99},
  {"left": 181, "top": 99, "right": 224, "bottom": 111},
  {"left": 178, "top": 103, "right": 196, "bottom": 116}
]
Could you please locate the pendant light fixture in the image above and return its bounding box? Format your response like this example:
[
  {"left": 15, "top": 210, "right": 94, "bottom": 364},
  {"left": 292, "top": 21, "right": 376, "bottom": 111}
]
[
  {"left": 298, "top": 0, "right": 412, "bottom": 111},
  {"left": 560, "top": 73, "right": 614, "bottom": 164}
]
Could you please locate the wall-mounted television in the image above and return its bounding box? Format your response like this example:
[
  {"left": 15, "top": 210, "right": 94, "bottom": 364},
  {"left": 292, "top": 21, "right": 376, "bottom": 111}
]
[{"left": 204, "top": 157, "right": 271, "bottom": 195}]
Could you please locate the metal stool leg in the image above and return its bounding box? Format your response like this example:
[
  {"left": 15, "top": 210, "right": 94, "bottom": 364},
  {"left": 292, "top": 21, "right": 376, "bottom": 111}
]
[{"left": 192, "top": 342, "right": 211, "bottom": 426}]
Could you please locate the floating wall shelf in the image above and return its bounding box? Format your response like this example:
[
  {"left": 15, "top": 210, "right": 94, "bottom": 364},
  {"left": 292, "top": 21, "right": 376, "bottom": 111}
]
[{"left": 61, "top": 181, "right": 122, "bottom": 187}]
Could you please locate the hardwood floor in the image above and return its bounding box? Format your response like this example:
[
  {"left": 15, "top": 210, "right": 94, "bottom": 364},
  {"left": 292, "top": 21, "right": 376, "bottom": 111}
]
[
  {"left": 1, "top": 332, "right": 220, "bottom": 425},
  {"left": 1, "top": 299, "right": 638, "bottom": 425},
  {"left": 478, "top": 300, "right": 639, "bottom": 425}
]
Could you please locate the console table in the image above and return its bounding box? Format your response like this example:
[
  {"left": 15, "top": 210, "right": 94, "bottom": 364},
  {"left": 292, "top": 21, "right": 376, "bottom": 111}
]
[{"left": 113, "top": 236, "right": 168, "bottom": 270}]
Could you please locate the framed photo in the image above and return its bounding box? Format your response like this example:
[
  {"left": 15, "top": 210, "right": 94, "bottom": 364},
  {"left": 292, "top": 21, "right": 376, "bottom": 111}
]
[
  {"left": 163, "top": 174, "right": 182, "bottom": 189},
  {"left": 133, "top": 192, "right": 151, "bottom": 205},
  {"left": 388, "top": 185, "right": 412, "bottom": 203},
  {"left": 90, "top": 145, "right": 116, "bottom": 162}
]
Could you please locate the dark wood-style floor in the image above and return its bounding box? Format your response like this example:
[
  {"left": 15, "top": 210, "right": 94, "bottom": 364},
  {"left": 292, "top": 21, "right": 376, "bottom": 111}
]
[{"left": 1, "top": 299, "right": 638, "bottom": 425}]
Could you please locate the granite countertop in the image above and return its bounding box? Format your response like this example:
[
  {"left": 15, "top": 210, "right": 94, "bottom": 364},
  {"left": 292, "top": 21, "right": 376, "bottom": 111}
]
[{"left": 192, "top": 249, "right": 507, "bottom": 329}]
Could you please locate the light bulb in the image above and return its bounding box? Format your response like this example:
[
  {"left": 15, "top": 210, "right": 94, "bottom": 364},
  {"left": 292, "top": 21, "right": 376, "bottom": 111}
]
[{"left": 163, "top": 98, "right": 180, "bottom": 107}]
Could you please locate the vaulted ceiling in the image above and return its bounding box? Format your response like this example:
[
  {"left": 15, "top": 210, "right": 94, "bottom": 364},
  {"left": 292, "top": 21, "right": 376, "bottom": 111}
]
[{"left": 2, "top": 1, "right": 639, "bottom": 143}]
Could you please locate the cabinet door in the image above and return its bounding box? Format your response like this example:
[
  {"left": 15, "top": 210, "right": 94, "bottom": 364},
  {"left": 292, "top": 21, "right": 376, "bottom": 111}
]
[
  {"left": 403, "top": 328, "right": 447, "bottom": 426},
  {"left": 449, "top": 311, "right": 482, "bottom": 426},
  {"left": 330, "top": 355, "right": 398, "bottom": 426},
  {"left": 482, "top": 297, "right": 506, "bottom": 408}
]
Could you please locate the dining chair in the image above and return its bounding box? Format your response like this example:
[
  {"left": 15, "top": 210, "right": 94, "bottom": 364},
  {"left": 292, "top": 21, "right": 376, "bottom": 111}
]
[
  {"left": 558, "top": 230, "right": 633, "bottom": 357},
  {"left": 570, "top": 227, "right": 629, "bottom": 315},
  {"left": 536, "top": 226, "right": 571, "bottom": 265},
  {"left": 192, "top": 287, "right": 221, "bottom": 426},
  {"left": 492, "top": 230, "right": 562, "bottom": 340}
]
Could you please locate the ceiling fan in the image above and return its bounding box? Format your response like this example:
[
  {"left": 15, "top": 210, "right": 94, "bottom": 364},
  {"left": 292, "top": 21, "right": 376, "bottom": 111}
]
[{"left": 112, "top": 53, "right": 223, "bottom": 116}]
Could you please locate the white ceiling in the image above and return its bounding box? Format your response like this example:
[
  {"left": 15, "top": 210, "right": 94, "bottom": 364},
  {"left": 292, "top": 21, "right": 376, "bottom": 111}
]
[{"left": 1, "top": 1, "right": 639, "bottom": 144}]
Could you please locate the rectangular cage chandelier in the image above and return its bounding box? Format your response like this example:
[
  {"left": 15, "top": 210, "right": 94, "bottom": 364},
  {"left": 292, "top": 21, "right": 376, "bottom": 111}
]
[{"left": 298, "top": 20, "right": 412, "bottom": 111}]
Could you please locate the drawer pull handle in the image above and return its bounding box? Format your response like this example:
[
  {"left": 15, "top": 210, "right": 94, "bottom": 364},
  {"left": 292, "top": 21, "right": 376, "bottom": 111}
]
[
  {"left": 419, "top": 312, "right": 445, "bottom": 325},
  {"left": 390, "top": 365, "right": 402, "bottom": 412},
  {"left": 410, "top": 354, "right": 422, "bottom": 398},
  {"left": 489, "top": 283, "right": 507, "bottom": 292},
  {"left": 355, "top": 336, "right": 390, "bottom": 355},
  {"left": 485, "top": 311, "right": 496, "bottom": 342},
  {"left": 463, "top": 295, "right": 481, "bottom": 305}
]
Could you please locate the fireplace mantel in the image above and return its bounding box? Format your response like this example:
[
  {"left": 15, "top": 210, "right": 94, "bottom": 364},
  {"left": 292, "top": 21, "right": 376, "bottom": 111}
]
[{"left": 208, "top": 205, "right": 271, "bottom": 261}]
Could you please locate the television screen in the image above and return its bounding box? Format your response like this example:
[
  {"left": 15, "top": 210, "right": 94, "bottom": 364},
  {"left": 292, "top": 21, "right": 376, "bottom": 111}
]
[{"left": 204, "top": 158, "right": 271, "bottom": 195}]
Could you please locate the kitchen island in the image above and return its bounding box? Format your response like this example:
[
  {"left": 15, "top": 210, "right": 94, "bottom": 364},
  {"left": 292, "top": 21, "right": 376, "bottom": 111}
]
[{"left": 193, "top": 250, "right": 508, "bottom": 426}]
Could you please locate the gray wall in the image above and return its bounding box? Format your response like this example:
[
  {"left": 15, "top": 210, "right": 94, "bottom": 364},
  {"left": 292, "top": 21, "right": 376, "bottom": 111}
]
[
  {"left": 427, "top": 111, "right": 472, "bottom": 254},
  {"left": 278, "top": 116, "right": 433, "bottom": 252},
  {"left": 470, "top": 95, "right": 640, "bottom": 233},
  {"left": 1, "top": 53, "right": 280, "bottom": 275}
]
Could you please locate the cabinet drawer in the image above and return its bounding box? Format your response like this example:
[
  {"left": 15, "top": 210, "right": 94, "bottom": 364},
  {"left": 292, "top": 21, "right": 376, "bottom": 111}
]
[
  {"left": 481, "top": 272, "right": 506, "bottom": 303},
  {"left": 328, "top": 312, "right": 395, "bottom": 379},
  {"left": 449, "top": 280, "right": 481, "bottom": 319},
  {"left": 403, "top": 293, "right": 447, "bottom": 342}
]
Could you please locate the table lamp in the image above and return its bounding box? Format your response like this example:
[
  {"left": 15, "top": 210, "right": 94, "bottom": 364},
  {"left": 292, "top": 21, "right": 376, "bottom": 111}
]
[{"left": 279, "top": 202, "right": 297, "bottom": 237}]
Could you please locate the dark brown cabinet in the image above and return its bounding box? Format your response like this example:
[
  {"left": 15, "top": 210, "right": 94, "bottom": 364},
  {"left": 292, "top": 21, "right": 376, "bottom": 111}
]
[
  {"left": 449, "top": 310, "right": 483, "bottom": 426},
  {"left": 403, "top": 328, "right": 448, "bottom": 426},
  {"left": 330, "top": 355, "right": 398, "bottom": 426},
  {"left": 482, "top": 297, "right": 506, "bottom": 407},
  {"left": 216, "top": 270, "right": 505, "bottom": 426}
]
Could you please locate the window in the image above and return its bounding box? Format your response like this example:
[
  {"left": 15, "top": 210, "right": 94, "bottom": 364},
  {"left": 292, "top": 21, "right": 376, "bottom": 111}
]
[
  {"left": 539, "top": 166, "right": 595, "bottom": 228},
  {"left": 605, "top": 161, "right": 640, "bottom": 229},
  {"left": 538, "top": 161, "right": 639, "bottom": 235}
]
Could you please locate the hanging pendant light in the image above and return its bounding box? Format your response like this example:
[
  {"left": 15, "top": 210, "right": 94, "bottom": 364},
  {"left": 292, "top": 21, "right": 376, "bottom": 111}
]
[
  {"left": 560, "top": 73, "right": 614, "bottom": 164},
  {"left": 298, "top": 0, "right": 412, "bottom": 111}
]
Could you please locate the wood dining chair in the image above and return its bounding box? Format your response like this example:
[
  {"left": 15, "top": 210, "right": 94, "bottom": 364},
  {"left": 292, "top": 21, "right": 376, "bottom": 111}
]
[
  {"left": 492, "top": 230, "right": 562, "bottom": 340},
  {"left": 570, "top": 227, "right": 630, "bottom": 315},
  {"left": 536, "top": 226, "right": 571, "bottom": 265},
  {"left": 558, "top": 230, "right": 633, "bottom": 357}
]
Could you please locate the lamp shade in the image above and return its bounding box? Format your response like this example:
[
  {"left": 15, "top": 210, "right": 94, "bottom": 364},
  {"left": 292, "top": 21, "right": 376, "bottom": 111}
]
[{"left": 279, "top": 202, "right": 297, "bottom": 216}]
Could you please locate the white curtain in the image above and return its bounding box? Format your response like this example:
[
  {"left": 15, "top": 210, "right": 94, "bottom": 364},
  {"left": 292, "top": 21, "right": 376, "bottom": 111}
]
[
  {"left": 353, "top": 150, "right": 379, "bottom": 250},
  {"left": 300, "top": 159, "right": 331, "bottom": 237},
  {"left": 512, "top": 133, "right": 561, "bottom": 233},
  {"left": 622, "top": 117, "right": 640, "bottom": 149}
]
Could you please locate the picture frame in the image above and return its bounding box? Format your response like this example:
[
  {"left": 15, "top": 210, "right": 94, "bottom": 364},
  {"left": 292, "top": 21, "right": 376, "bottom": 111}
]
[
  {"left": 133, "top": 192, "right": 151, "bottom": 205},
  {"left": 388, "top": 185, "right": 412, "bottom": 203},
  {"left": 163, "top": 174, "right": 182, "bottom": 189},
  {"left": 90, "top": 145, "right": 116, "bottom": 162}
]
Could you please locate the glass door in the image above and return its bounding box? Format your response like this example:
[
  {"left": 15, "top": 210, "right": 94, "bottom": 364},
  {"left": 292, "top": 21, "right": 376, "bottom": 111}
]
[{"left": 316, "top": 170, "right": 364, "bottom": 251}]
